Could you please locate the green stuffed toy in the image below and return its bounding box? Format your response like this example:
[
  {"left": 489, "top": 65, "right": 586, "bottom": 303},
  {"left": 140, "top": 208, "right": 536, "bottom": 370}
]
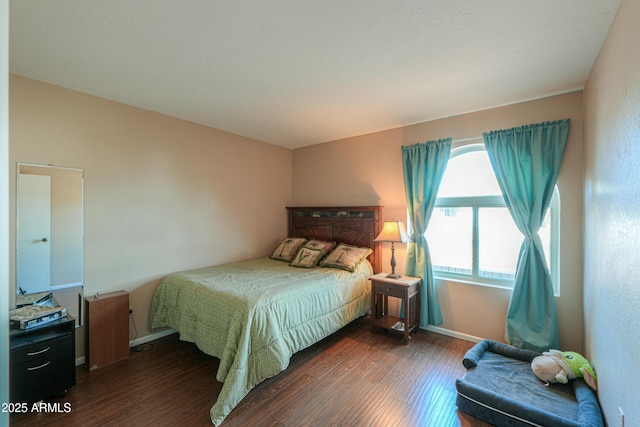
[{"left": 531, "top": 349, "right": 597, "bottom": 391}]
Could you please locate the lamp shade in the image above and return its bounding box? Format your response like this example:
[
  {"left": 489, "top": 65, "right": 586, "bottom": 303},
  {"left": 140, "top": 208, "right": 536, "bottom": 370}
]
[{"left": 374, "top": 220, "right": 410, "bottom": 243}]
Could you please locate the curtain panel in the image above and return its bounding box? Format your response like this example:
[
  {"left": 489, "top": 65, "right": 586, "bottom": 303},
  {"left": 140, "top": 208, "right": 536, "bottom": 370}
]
[
  {"left": 401, "top": 138, "right": 451, "bottom": 326},
  {"left": 483, "top": 119, "right": 570, "bottom": 352}
]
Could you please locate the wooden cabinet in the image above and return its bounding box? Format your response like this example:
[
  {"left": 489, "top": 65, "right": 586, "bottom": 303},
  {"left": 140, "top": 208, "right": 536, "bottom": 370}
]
[
  {"left": 10, "top": 317, "right": 76, "bottom": 403},
  {"left": 370, "top": 273, "right": 420, "bottom": 344},
  {"left": 85, "top": 290, "right": 129, "bottom": 371}
]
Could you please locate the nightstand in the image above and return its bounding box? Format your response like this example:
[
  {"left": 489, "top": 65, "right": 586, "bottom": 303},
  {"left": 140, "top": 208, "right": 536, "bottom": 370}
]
[{"left": 370, "top": 273, "right": 421, "bottom": 344}]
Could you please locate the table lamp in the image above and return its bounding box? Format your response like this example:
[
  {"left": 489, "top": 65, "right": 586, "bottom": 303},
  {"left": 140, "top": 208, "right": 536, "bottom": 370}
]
[{"left": 374, "top": 220, "right": 410, "bottom": 279}]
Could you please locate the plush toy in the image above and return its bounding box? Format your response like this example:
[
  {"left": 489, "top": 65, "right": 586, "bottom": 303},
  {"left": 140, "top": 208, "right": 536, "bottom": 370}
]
[{"left": 531, "top": 349, "right": 597, "bottom": 391}]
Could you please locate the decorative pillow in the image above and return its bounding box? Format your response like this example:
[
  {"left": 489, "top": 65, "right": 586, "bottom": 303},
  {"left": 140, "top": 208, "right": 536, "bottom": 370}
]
[
  {"left": 290, "top": 247, "right": 325, "bottom": 268},
  {"left": 319, "top": 243, "right": 373, "bottom": 272},
  {"left": 270, "top": 238, "right": 307, "bottom": 262},
  {"left": 303, "top": 239, "right": 336, "bottom": 254}
]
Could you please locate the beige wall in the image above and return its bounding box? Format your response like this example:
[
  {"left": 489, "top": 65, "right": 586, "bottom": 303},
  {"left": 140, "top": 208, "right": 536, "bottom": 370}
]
[
  {"left": 293, "top": 91, "right": 585, "bottom": 351},
  {"left": 583, "top": 0, "right": 639, "bottom": 425},
  {"left": 9, "top": 75, "right": 293, "bottom": 356}
]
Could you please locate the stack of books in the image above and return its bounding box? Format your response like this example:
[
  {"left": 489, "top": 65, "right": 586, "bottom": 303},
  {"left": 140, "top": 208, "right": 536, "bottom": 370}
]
[{"left": 9, "top": 305, "right": 68, "bottom": 330}]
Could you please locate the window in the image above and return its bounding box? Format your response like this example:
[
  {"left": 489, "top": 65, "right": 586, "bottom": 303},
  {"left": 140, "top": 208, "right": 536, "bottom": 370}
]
[{"left": 425, "top": 144, "right": 560, "bottom": 294}]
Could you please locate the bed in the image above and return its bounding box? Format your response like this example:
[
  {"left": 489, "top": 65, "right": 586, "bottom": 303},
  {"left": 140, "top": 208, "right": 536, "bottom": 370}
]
[{"left": 150, "top": 206, "right": 382, "bottom": 425}]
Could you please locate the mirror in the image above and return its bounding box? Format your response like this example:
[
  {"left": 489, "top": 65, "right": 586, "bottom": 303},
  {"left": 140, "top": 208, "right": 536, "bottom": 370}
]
[{"left": 16, "top": 163, "right": 84, "bottom": 326}]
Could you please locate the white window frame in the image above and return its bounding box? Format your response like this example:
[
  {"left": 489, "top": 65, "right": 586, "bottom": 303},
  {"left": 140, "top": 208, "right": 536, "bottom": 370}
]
[{"left": 428, "top": 144, "right": 560, "bottom": 295}]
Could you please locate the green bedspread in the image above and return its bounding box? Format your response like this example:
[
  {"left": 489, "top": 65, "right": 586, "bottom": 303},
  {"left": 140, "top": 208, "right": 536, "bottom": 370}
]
[{"left": 149, "top": 257, "right": 372, "bottom": 425}]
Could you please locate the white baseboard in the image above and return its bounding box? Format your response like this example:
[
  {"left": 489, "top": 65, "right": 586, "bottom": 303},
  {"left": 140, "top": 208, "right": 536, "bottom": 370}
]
[
  {"left": 420, "top": 324, "right": 483, "bottom": 343},
  {"left": 129, "top": 327, "right": 176, "bottom": 348}
]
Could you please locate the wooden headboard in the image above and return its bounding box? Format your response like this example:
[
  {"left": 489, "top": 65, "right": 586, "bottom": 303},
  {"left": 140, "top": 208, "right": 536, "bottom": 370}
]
[{"left": 287, "top": 206, "right": 383, "bottom": 273}]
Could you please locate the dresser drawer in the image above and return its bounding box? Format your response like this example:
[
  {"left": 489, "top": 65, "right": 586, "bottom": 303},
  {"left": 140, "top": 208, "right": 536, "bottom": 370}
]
[
  {"left": 373, "top": 280, "right": 406, "bottom": 298},
  {"left": 10, "top": 334, "right": 73, "bottom": 366},
  {"left": 10, "top": 349, "right": 74, "bottom": 403}
]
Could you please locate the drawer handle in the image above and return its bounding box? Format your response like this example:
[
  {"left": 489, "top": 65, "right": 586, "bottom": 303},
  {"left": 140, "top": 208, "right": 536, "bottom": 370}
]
[
  {"left": 27, "top": 347, "right": 51, "bottom": 356},
  {"left": 27, "top": 361, "right": 51, "bottom": 371},
  {"left": 386, "top": 288, "right": 391, "bottom": 292}
]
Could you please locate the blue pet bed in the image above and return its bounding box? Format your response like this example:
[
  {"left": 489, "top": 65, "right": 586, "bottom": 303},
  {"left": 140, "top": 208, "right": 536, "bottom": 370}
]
[{"left": 455, "top": 340, "right": 603, "bottom": 427}]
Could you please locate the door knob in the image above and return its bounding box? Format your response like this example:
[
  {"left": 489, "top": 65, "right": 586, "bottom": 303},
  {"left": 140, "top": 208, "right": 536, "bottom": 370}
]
[{"left": 41, "top": 238, "right": 48, "bottom": 242}]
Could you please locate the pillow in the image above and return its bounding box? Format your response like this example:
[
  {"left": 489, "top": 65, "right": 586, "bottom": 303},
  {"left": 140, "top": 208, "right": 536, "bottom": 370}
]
[
  {"left": 270, "top": 238, "right": 307, "bottom": 262},
  {"left": 290, "top": 247, "right": 325, "bottom": 268},
  {"left": 303, "top": 239, "right": 336, "bottom": 254},
  {"left": 319, "top": 243, "right": 373, "bottom": 272}
]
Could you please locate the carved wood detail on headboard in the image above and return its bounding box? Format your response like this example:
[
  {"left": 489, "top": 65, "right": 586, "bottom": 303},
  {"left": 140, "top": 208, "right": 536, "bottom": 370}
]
[{"left": 287, "top": 206, "right": 383, "bottom": 273}]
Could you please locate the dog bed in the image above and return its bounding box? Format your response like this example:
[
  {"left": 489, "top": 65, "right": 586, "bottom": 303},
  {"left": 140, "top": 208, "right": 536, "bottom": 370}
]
[{"left": 455, "top": 340, "right": 603, "bottom": 427}]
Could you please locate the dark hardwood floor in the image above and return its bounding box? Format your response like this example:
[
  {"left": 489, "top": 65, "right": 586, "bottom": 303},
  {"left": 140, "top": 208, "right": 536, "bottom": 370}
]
[{"left": 10, "top": 316, "right": 493, "bottom": 426}]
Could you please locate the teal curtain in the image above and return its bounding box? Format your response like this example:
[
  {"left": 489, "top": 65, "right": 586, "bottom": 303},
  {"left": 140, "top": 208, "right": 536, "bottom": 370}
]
[
  {"left": 483, "top": 119, "right": 569, "bottom": 352},
  {"left": 401, "top": 138, "right": 451, "bottom": 326}
]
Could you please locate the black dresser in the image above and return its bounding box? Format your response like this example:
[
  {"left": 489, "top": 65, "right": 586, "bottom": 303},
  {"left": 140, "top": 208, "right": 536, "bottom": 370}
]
[{"left": 9, "top": 317, "right": 76, "bottom": 403}]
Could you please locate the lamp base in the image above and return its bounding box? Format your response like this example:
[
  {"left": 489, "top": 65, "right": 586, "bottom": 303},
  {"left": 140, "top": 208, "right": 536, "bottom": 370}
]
[{"left": 386, "top": 242, "right": 402, "bottom": 279}]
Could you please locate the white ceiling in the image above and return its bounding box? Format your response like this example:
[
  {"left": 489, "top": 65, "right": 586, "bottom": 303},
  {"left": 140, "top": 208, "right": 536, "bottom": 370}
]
[{"left": 10, "top": 1, "right": 620, "bottom": 149}]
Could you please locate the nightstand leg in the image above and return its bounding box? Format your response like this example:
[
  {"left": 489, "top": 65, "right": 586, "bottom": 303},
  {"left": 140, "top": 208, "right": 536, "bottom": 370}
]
[
  {"left": 371, "top": 291, "right": 376, "bottom": 333},
  {"left": 403, "top": 288, "right": 409, "bottom": 344}
]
